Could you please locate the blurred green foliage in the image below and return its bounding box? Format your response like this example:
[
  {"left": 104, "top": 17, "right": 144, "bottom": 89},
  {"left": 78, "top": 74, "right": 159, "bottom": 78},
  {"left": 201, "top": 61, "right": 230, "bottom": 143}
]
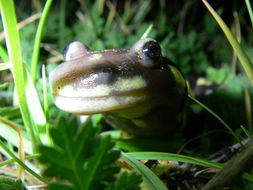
[
  {"left": 0, "top": 0, "right": 253, "bottom": 189},
  {"left": 0, "top": 0, "right": 251, "bottom": 155},
  {"left": 0, "top": 0, "right": 250, "bottom": 151}
]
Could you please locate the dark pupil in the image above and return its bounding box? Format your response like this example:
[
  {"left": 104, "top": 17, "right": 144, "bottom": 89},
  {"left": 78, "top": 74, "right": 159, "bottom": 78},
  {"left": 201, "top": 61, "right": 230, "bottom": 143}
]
[
  {"left": 63, "top": 45, "right": 70, "bottom": 59},
  {"left": 143, "top": 41, "right": 161, "bottom": 60}
]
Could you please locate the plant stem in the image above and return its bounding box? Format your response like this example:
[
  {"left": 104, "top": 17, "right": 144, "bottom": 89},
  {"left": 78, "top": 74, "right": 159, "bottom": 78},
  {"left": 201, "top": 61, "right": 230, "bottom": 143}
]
[
  {"left": 31, "top": 0, "right": 54, "bottom": 82},
  {"left": 245, "top": 0, "right": 253, "bottom": 28},
  {"left": 0, "top": 140, "right": 48, "bottom": 183}
]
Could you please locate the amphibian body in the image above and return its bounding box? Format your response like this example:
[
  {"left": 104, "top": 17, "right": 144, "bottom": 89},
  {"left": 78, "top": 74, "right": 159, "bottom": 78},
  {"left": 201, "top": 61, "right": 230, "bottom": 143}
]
[{"left": 49, "top": 38, "right": 187, "bottom": 136}]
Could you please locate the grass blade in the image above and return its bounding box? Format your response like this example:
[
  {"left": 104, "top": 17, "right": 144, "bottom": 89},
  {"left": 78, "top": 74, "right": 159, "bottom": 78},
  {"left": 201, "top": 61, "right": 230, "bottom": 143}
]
[
  {"left": 189, "top": 95, "right": 241, "bottom": 144},
  {"left": 0, "top": 139, "right": 48, "bottom": 183},
  {"left": 202, "top": 0, "right": 253, "bottom": 84},
  {"left": 42, "top": 64, "right": 51, "bottom": 143},
  {"left": 0, "top": 0, "right": 39, "bottom": 152},
  {"left": 243, "top": 85, "right": 252, "bottom": 132},
  {"left": 141, "top": 24, "right": 153, "bottom": 39},
  {"left": 0, "top": 118, "right": 25, "bottom": 180},
  {"left": 127, "top": 152, "right": 223, "bottom": 168},
  {"left": 0, "top": 118, "right": 33, "bottom": 154},
  {"left": 0, "top": 44, "right": 8, "bottom": 62},
  {"left": 0, "top": 62, "right": 11, "bottom": 71},
  {"left": 31, "top": 0, "right": 54, "bottom": 82},
  {"left": 245, "top": 0, "right": 253, "bottom": 28},
  {"left": 126, "top": 152, "right": 253, "bottom": 182},
  {"left": 25, "top": 68, "right": 46, "bottom": 128},
  {"left": 121, "top": 152, "right": 168, "bottom": 190},
  {"left": 0, "top": 154, "right": 39, "bottom": 167}
]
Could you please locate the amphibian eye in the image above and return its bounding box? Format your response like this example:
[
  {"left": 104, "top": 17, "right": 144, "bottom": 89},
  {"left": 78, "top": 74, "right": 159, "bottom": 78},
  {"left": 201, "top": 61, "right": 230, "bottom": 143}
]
[
  {"left": 131, "top": 38, "right": 162, "bottom": 67},
  {"left": 142, "top": 41, "right": 161, "bottom": 61},
  {"left": 63, "top": 41, "right": 90, "bottom": 61}
]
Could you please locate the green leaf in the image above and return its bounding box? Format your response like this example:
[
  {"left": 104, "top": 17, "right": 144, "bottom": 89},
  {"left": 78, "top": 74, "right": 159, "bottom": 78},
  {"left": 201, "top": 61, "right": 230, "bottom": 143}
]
[
  {"left": 0, "top": 176, "right": 26, "bottom": 190},
  {"left": 206, "top": 65, "right": 232, "bottom": 84},
  {"left": 39, "top": 117, "right": 133, "bottom": 190},
  {"left": 106, "top": 171, "right": 142, "bottom": 190},
  {"left": 0, "top": 107, "right": 20, "bottom": 119},
  {"left": 48, "top": 183, "right": 75, "bottom": 190}
]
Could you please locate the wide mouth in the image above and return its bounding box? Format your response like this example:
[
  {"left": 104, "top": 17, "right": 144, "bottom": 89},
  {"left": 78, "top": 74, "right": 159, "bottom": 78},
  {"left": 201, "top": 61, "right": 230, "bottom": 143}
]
[
  {"left": 51, "top": 71, "right": 152, "bottom": 114},
  {"left": 54, "top": 91, "right": 149, "bottom": 115}
]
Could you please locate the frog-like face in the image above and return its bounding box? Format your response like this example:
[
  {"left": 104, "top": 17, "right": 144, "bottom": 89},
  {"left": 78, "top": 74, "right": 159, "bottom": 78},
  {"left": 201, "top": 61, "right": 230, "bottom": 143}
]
[{"left": 49, "top": 38, "right": 186, "bottom": 115}]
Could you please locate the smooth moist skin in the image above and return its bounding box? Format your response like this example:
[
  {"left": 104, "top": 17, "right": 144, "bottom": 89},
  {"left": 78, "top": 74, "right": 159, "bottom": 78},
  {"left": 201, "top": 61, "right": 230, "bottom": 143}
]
[{"left": 49, "top": 38, "right": 187, "bottom": 136}]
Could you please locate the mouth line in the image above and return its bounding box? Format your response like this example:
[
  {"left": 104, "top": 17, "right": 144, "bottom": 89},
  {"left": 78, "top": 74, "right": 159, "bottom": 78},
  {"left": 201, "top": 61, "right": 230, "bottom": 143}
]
[{"left": 57, "top": 88, "right": 148, "bottom": 99}]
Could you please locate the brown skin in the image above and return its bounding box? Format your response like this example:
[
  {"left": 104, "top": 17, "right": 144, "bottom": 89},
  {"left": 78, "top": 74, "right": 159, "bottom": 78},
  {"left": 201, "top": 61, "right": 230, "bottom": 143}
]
[{"left": 49, "top": 38, "right": 187, "bottom": 137}]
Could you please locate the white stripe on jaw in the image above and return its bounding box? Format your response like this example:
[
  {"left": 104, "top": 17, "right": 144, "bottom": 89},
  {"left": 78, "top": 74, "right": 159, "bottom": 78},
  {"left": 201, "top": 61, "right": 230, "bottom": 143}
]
[
  {"left": 55, "top": 94, "right": 147, "bottom": 114},
  {"left": 58, "top": 75, "right": 147, "bottom": 98}
]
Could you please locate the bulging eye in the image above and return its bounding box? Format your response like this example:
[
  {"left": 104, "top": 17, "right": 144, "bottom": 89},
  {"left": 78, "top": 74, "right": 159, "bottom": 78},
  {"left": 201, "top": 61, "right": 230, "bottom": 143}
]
[
  {"left": 131, "top": 38, "right": 162, "bottom": 67},
  {"left": 63, "top": 41, "right": 90, "bottom": 61},
  {"left": 142, "top": 41, "right": 161, "bottom": 61}
]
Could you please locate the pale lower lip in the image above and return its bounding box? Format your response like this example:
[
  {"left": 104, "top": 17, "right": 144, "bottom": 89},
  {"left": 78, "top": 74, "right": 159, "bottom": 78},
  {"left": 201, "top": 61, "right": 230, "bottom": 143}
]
[{"left": 54, "top": 94, "right": 147, "bottom": 115}]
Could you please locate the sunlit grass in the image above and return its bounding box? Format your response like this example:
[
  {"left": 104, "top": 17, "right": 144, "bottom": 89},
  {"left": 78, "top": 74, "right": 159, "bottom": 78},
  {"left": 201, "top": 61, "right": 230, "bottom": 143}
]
[
  {"left": 202, "top": 0, "right": 253, "bottom": 84},
  {"left": 0, "top": 0, "right": 39, "bottom": 152}
]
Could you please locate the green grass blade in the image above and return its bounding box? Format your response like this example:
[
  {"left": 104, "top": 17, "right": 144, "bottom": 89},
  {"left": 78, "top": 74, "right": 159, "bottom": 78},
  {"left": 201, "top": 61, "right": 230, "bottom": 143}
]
[
  {"left": 121, "top": 152, "right": 168, "bottom": 190},
  {"left": 133, "top": 0, "right": 151, "bottom": 23},
  {"left": 25, "top": 68, "right": 46, "bottom": 128},
  {"left": 0, "top": 62, "right": 11, "bottom": 71},
  {"left": 104, "top": 3, "right": 116, "bottom": 33},
  {"left": 127, "top": 152, "right": 223, "bottom": 168},
  {"left": 0, "top": 117, "right": 33, "bottom": 154},
  {"left": 42, "top": 64, "right": 51, "bottom": 143},
  {"left": 0, "top": 83, "right": 8, "bottom": 90},
  {"left": 0, "top": 44, "right": 9, "bottom": 62},
  {"left": 202, "top": 0, "right": 253, "bottom": 84},
  {"left": 126, "top": 152, "right": 253, "bottom": 182},
  {"left": 97, "top": 0, "right": 105, "bottom": 15},
  {"left": 58, "top": 0, "right": 66, "bottom": 48},
  {"left": 31, "top": 0, "right": 54, "bottom": 82},
  {"left": 0, "top": 154, "right": 39, "bottom": 167},
  {"left": 240, "top": 125, "right": 253, "bottom": 139},
  {"left": 245, "top": 0, "right": 253, "bottom": 28},
  {"left": 0, "top": 0, "right": 39, "bottom": 152},
  {"left": 141, "top": 24, "right": 153, "bottom": 39},
  {"left": 0, "top": 139, "right": 48, "bottom": 183}
]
